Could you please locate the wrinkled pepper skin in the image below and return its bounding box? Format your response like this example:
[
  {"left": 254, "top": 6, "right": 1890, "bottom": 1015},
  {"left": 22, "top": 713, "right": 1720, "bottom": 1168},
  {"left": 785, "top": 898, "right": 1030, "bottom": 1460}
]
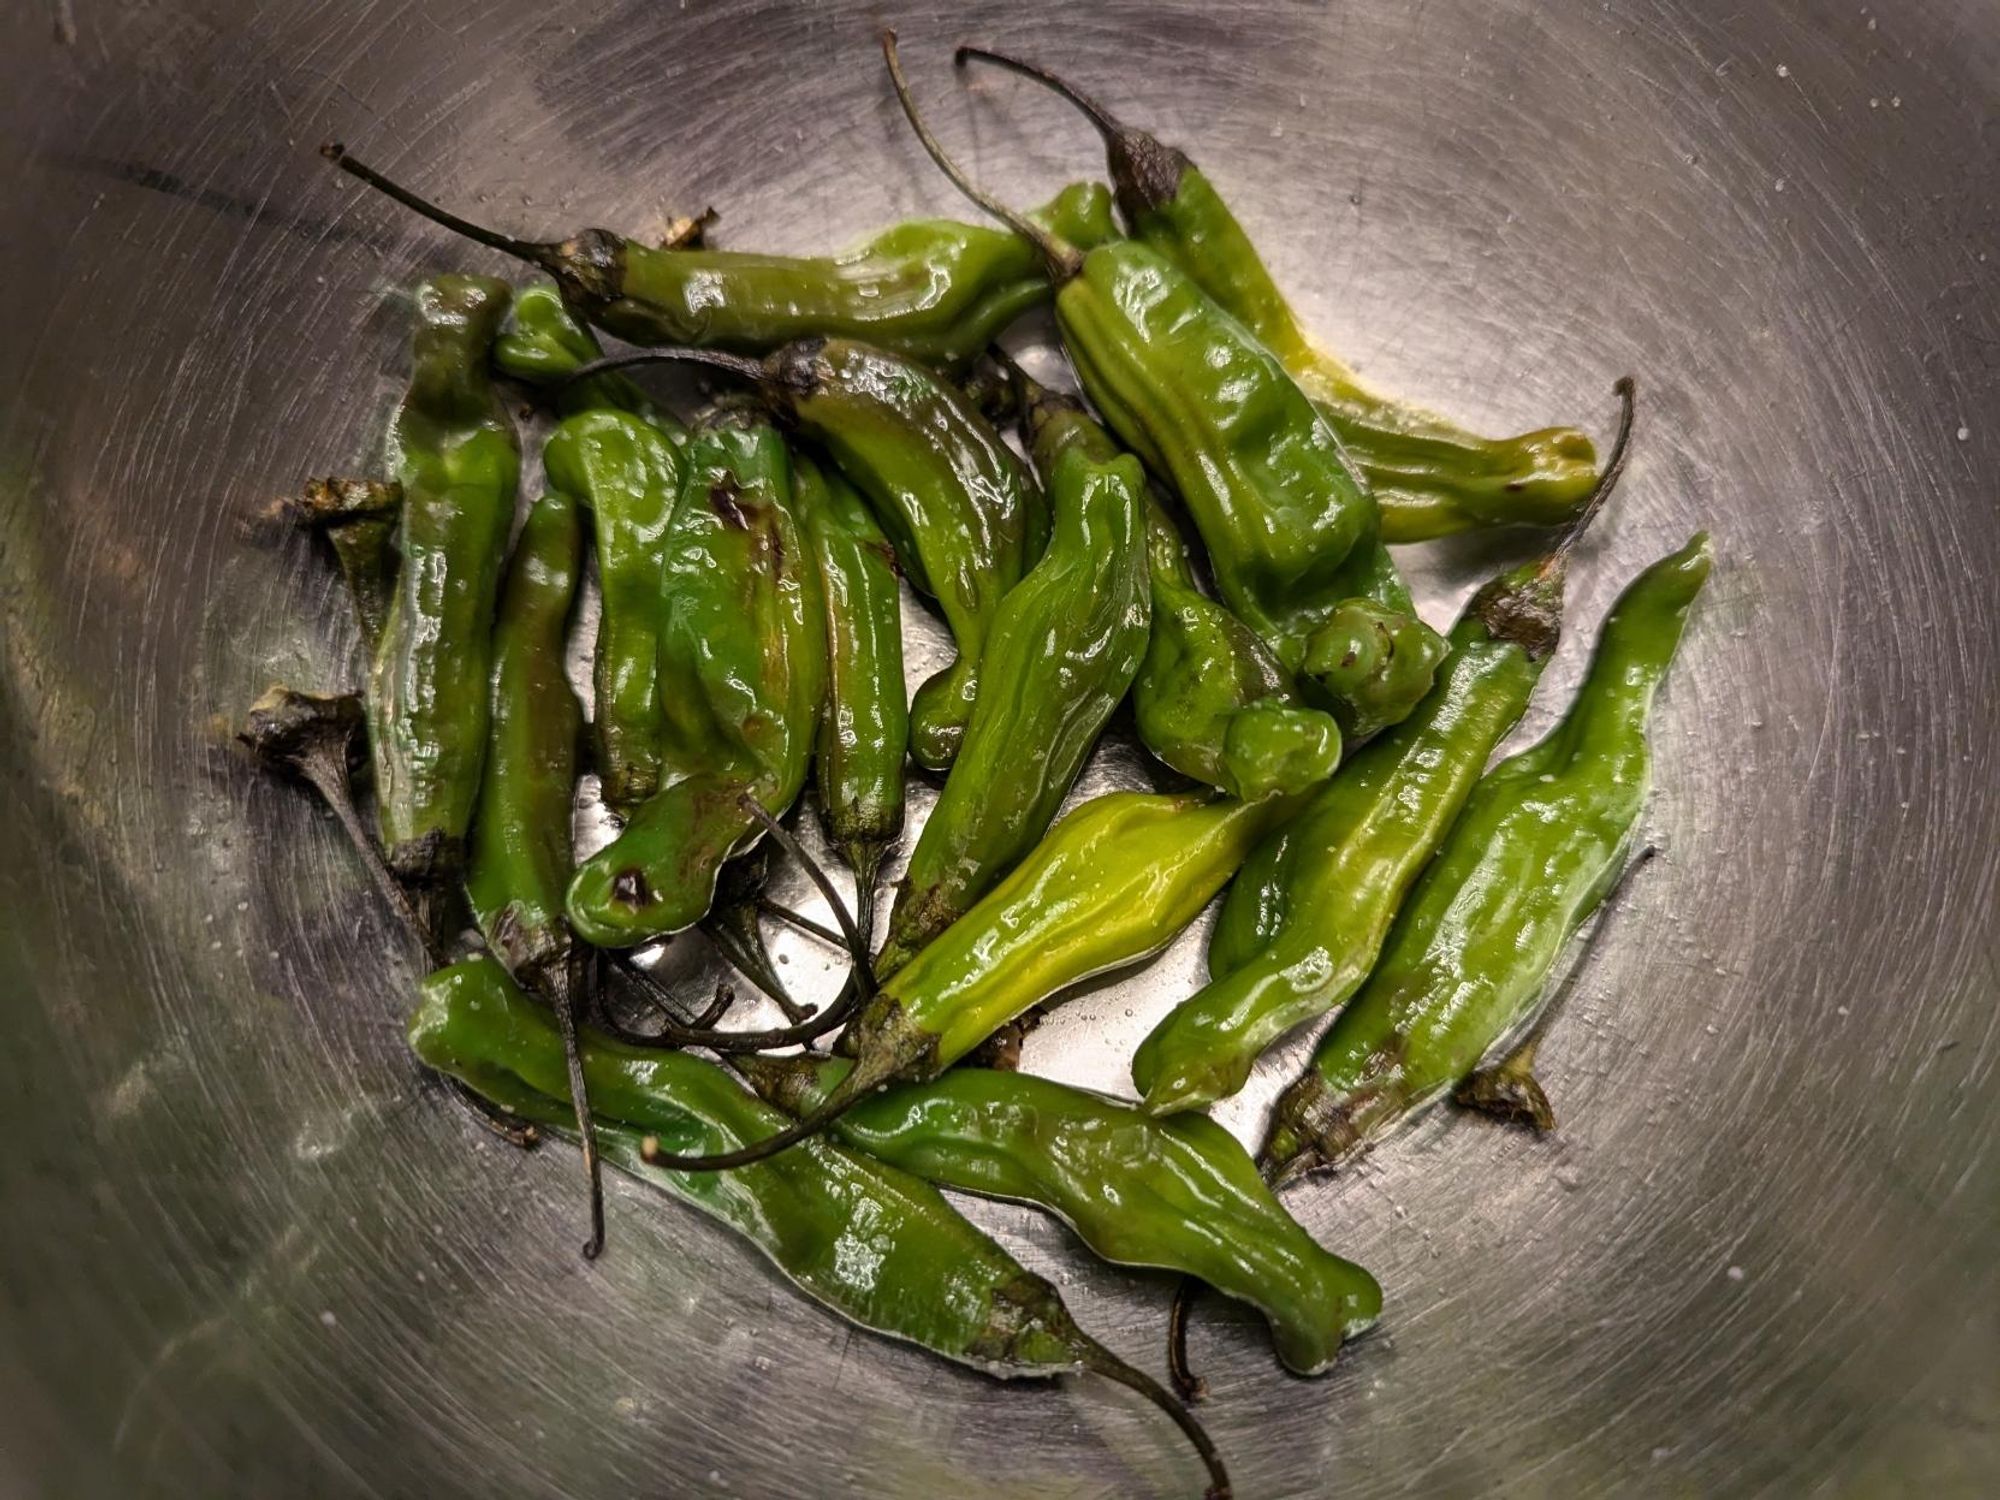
[
  {"left": 876, "top": 441, "right": 1150, "bottom": 974},
  {"left": 366, "top": 274, "right": 520, "bottom": 882},
  {"left": 771, "top": 338, "right": 1044, "bottom": 770},
  {"left": 739, "top": 1053, "right": 1380, "bottom": 1377},
  {"left": 1134, "top": 545, "right": 1594, "bottom": 1116},
  {"left": 1136, "top": 498, "right": 1344, "bottom": 799},
  {"left": 565, "top": 415, "right": 826, "bottom": 947},
  {"left": 823, "top": 788, "right": 1298, "bottom": 1120},
  {"left": 953, "top": 49, "right": 1600, "bottom": 541},
  {"left": 288, "top": 476, "right": 402, "bottom": 651},
  {"left": 1263, "top": 535, "right": 1713, "bottom": 1180},
  {"left": 793, "top": 453, "right": 908, "bottom": 922},
  {"left": 411, "top": 957, "right": 1098, "bottom": 1375},
  {"left": 541, "top": 409, "right": 688, "bottom": 814},
  {"left": 492, "top": 281, "right": 665, "bottom": 417},
  {"left": 1013, "top": 372, "right": 1342, "bottom": 802},
  {"left": 1301, "top": 525, "right": 1452, "bottom": 742},
  {"left": 464, "top": 492, "right": 584, "bottom": 993},
  {"left": 413, "top": 957, "right": 1229, "bottom": 1494}
]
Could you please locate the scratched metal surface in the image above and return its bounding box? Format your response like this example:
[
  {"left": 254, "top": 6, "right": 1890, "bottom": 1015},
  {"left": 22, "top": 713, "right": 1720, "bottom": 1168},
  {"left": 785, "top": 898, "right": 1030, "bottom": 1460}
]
[{"left": 1, "top": 0, "right": 1996, "bottom": 1496}]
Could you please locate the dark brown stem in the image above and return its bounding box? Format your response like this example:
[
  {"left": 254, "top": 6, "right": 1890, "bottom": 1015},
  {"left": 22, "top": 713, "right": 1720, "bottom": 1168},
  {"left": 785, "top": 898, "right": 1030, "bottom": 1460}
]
[
  {"left": 561, "top": 348, "right": 766, "bottom": 391},
  {"left": 954, "top": 46, "right": 1129, "bottom": 140},
  {"left": 758, "top": 899, "right": 847, "bottom": 951},
  {"left": 636, "top": 1071, "right": 875, "bottom": 1173},
  {"left": 605, "top": 961, "right": 863, "bottom": 1053},
  {"left": 690, "top": 982, "right": 737, "bottom": 1031},
  {"left": 1078, "top": 1341, "right": 1231, "bottom": 1499},
  {"left": 320, "top": 143, "right": 552, "bottom": 266},
  {"left": 1165, "top": 1278, "right": 1208, "bottom": 1403},
  {"left": 738, "top": 797, "right": 875, "bottom": 1004},
  {"left": 1543, "top": 377, "right": 1638, "bottom": 575},
  {"left": 881, "top": 31, "right": 1081, "bottom": 281},
  {"left": 548, "top": 958, "right": 606, "bottom": 1259},
  {"left": 447, "top": 1079, "right": 542, "bottom": 1149}
]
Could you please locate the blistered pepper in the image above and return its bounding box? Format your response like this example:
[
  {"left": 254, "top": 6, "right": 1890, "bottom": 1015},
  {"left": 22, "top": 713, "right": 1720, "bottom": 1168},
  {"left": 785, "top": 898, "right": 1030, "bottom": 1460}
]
[
  {"left": 411, "top": 956, "right": 1227, "bottom": 1498},
  {"left": 1263, "top": 535, "right": 1712, "bottom": 1181},
  {"left": 323, "top": 144, "right": 1118, "bottom": 368},
  {"left": 955, "top": 48, "right": 1602, "bottom": 542},
  {"left": 885, "top": 37, "right": 1443, "bottom": 740},
  {"left": 365, "top": 274, "right": 520, "bottom": 884},
  {"left": 874, "top": 431, "right": 1150, "bottom": 974},
  {"left": 565, "top": 410, "right": 826, "bottom": 947},
  {"left": 737, "top": 1053, "right": 1380, "bottom": 1378}
]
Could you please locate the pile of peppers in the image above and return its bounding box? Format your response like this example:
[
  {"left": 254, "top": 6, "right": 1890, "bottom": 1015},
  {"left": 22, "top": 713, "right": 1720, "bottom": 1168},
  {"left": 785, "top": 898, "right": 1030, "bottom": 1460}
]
[{"left": 246, "top": 35, "right": 1717, "bottom": 1499}]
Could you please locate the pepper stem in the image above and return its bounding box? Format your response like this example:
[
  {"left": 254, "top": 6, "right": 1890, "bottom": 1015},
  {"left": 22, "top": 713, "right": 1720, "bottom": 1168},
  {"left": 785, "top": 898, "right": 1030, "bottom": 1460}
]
[
  {"left": 1077, "top": 1340, "right": 1232, "bottom": 1499},
  {"left": 320, "top": 143, "right": 554, "bottom": 267},
  {"left": 547, "top": 956, "right": 607, "bottom": 1259},
  {"left": 738, "top": 796, "right": 876, "bottom": 1004},
  {"left": 561, "top": 347, "right": 768, "bottom": 390},
  {"left": 954, "top": 46, "right": 1134, "bottom": 141},
  {"left": 881, "top": 31, "right": 1082, "bottom": 282},
  {"left": 1542, "top": 376, "right": 1638, "bottom": 577},
  {"left": 1165, "top": 1277, "right": 1208, "bottom": 1403},
  {"left": 603, "top": 960, "right": 862, "bottom": 1052}
]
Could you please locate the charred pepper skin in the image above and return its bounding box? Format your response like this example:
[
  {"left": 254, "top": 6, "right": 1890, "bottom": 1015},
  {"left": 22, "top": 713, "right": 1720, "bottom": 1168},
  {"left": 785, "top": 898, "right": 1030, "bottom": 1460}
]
[
  {"left": 1263, "top": 536, "right": 1712, "bottom": 1181},
  {"left": 953, "top": 48, "right": 1602, "bottom": 541},
  {"left": 875, "top": 439, "right": 1151, "bottom": 975},
  {"left": 793, "top": 451, "right": 908, "bottom": 935},
  {"left": 464, "top": 491, "right": 585, "bottom": 993},
  {"left": 564, "top": 413, "right": 827, "bottom": 948},
  {"left": 411, "top": 957, "right": 1230, "bottom": 1498},
  {"left": 366, "top": 274, "right": 520, "bottom": 884},
  {"left": 1012, "top": 369, "right": 1342, "bottom": 802},
  {"left": 324, "top": 144, "right": 1117, "bottom": 368},
  {"left": 883, "top": 40, "right": 1443, "bottom": 740},
  {"left": 738, "top": 1053, "right": 1380, "bottom": 1378},
  {"left": 541, "top": 409, "right": 688, "bottom": 815}
]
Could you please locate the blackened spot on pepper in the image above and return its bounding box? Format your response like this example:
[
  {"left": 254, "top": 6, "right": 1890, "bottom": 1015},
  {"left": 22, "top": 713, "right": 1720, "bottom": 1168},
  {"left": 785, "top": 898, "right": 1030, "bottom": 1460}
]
[
  {"left": 709, "top": 477, "right": 751, "bottom": 530},
  {"left": 1108, "top": 128, "right": 1194, "bottom": 225},
  {"left": 768, "top": 338, "right": 828, "bottom": 406},
  {"left": 611, "top": 868, "right": 654, "bottom": 908}
]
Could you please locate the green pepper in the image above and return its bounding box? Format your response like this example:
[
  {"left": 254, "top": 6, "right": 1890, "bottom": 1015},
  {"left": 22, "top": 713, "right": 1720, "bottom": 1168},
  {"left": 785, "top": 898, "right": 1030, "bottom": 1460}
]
[
  {"left": 411, "top": 956, "right": 1228, "bottom": 1498},
  {"left": 874, "top": 432, "right": 1150, "bottom": 974},
  {"left": 492, "top": 280, "right": 668, "bottom": 418},
  {"left": 955, "top": 48, "right": 1603, "bottom": 542},
  {"left": 365, "top": 274, "right": 520, "bottom": 883},
  {"left": 564, "top": 411, "right": 826, "bottom": 947},
  {"left": 541, "top": 408, "right": 688, "bottom": 815},
  {"left": 571, "top": 337, "right": 1043, "bottom": 771},
  {"left": 884, "top": 39, "right": 1444, "bottom": 741},
  {"left": 1131, "top": 383, "right": 1634, "bottom": 1115},
  {"left": 1263, "top": 535, "right": 1713, "bottom": 1182},
  {"left": 1005, "top": 362, "right": 1343, "bottom": 801},
  {"left": 460, "top": 490, "right": 602, "bottom": 1253},
  {"left": 792, "top": 452, "right": 908, "bottom": 936},
  {"left": 323, "top": 144, "right": 1119, "bottom": 367},
  {"left": 642, "top": 787, "right": 1295, "bottom": 1173},
  {"left": 737, "top": 1053, "right": 1380, "bottom": 1378},
  {"left": 282, "top": 476, "right": 402, "bottom": 651}
]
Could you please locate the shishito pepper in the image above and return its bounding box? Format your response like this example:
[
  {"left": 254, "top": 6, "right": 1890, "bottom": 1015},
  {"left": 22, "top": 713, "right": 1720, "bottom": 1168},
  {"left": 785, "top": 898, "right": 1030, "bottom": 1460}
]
[
  {"left": 411, "top": 956, "right": 1228, "bottom": 1499},
  {"left": 736, "top": 1053, "right": 1380, "bottom": 1377},
  {"left": 874, "top": 424, "right": 1150, "bottom": 974},
  {"left": 1263, "top": 535, "right": 1712, "bottom": 1181},
  {"left": 955, "top": 47, "right": 1603, "bottom": 542},
  {"left": 793, "top": 452, "right": 908, "bottom": 937},
  {"left": 565, "top": 337, "right": 1043, "bottom": 771},
  {"left": 1007, "top": 362, "right": 1342, "bottom": 801},
  {"left": 461, "top": 490, "right": 603, "bottom": 1254},
  {"left": 884, "top": 36, "right": 1444, "bottom": 741},
  {"left": 1134, "top": 386, "right": 1635, "bottom": 1115},
  {"left": 365, "top": 274, "right": 520, "bottom": 884},
  {"left": 323, "top": 143, "right": 1118, "bottom": 367},
  {"left": 564, "top": 410, "right": 826, "bottom": 947},
  {"left": 492, "top": 281, "right": 666, "bottom": 417}
]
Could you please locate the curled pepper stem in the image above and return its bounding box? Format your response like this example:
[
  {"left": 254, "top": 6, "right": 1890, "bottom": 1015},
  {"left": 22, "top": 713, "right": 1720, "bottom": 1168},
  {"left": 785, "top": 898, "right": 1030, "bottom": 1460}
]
[
  {"left": 954, "top": 45, "right": 1128, "bottom": 141},
  {"left": 549, "top": 957, "right": 606, "bottom": 1259},
  {"left": 601, "top": 961, "right": 861, "bottom": 1053},
  {"left": 1165, "top": 1279, "right": 1208, "bottom": 1404},
  {"left": 1077, "top": 1342, "right": 1231, "bottom": 1499},
  {"left": 880, "top": 31, "right": 1083, "bottom": 282},
  {"left": 320, "top": 143, "right": 552, "bottom": 267},
  {"left": 737, "top": 796, "right": 876, "bottom": 1004},
  {"left": 1541, "top": 376, "right": 1637, "bottom": 579}
]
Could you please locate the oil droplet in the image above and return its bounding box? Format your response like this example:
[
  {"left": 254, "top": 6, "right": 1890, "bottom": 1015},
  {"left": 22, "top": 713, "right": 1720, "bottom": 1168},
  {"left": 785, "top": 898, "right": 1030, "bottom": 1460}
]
[
  {"left": 1957, "top": 426, "right": 1971, "bottom": 442},
  {"left": 1726, "top": 1264, "right": 1746, "bottom": 1282},
  {"left": 1776, "top": 63, "right": 1791, "bottom": 78}
]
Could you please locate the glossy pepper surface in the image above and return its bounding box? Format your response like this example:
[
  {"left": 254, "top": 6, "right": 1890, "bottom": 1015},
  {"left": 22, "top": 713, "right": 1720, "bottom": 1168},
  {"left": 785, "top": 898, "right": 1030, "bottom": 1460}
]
[
  {"left": 492, "top": 281, "right": 664, "bottom": 417},
  {"left": 1263, "top": 534, "right": 1712, "bottom": 1181},
  {"left": 875, "top": 436, "right": 1150, "bottom": 974},
  {"left": 1133, "top": 513, "right": 1627, "bottom": 1115},
  {"left": 325, "top": 145, "right": 1118, "bottom": 368},
  {"left": 954, "top": 48, "right": 1602, "bottom": 542},
  {"left": 1010, "top": 366, "right": 1343, "bottom": 802},
  {"left": 885, "top": 40, "right": 1442, "bottom": 739},
  {"left": 541, "top": 408, "right": 688, "bottom": 814},
  {"left": 738, "top": 1053, "right": 1380, "bottom": 1376},
  {"left": 365, "top": 274, "right": 520, "bottom": 882},
  {"left": 793, "top": 451, "right": 908, "bottom": 934},
  {"left": 411, "top": 956, "right": 1228, "bottom": 1497},
  {"left": 565, "top": 412, "right": 826, "bottom": 947}
]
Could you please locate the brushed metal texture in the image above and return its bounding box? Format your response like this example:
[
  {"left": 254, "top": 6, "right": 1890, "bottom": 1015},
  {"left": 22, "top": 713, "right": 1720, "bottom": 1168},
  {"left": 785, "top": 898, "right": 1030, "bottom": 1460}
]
[{"left": 1, "top": 2, "right": 1995, "bottom": 1497}]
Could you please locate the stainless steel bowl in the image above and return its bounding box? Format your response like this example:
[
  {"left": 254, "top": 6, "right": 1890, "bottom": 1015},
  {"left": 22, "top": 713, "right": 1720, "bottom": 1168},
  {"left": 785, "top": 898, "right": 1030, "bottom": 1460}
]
[{"left": 3, "top": 2, "right": 1995, "bottom": 1496}]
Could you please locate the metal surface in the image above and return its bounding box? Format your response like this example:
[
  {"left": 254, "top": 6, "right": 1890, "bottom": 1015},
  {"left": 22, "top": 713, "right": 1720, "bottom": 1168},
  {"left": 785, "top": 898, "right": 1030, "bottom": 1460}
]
[{"left": 2, "top": 1, "right": 1996, "bottom": 1496}]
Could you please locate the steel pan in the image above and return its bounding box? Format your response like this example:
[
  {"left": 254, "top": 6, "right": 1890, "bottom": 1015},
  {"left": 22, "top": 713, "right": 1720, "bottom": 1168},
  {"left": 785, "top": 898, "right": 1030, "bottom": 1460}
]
[{"left": 1, "top": 1, "right": 1995, "bottom": 1495}]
